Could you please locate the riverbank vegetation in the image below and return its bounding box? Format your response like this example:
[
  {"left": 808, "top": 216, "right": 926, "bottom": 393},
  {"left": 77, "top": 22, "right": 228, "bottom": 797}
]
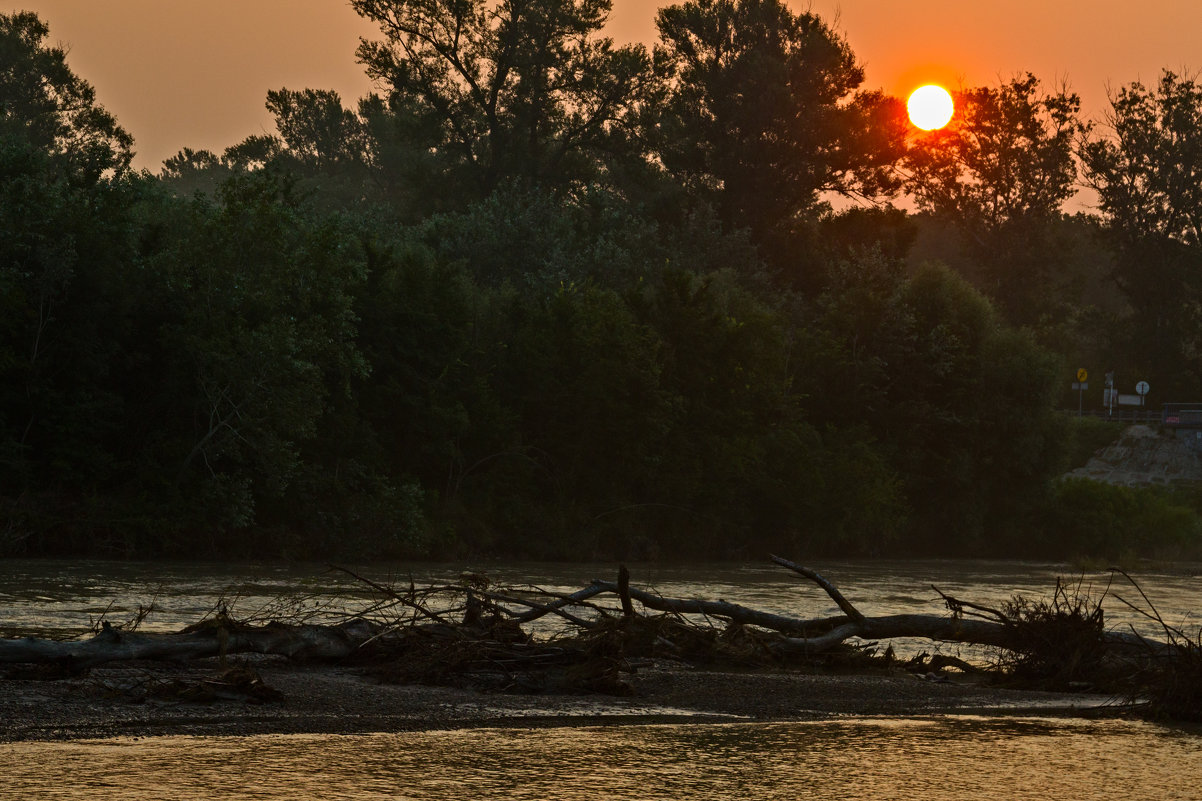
[{"left": 4, "top": 4, "right": 1202, "bottom": 561}]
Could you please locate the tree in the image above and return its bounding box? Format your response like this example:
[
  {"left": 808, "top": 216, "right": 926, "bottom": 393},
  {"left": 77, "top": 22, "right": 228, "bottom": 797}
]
[
  {"left": 1082, "top": 71, "right": 1202, "bottom": 250},
  {"left": 163, "top": 90, "right": 370, "bottom": 207},
  {"left": 0, "top": 12, "right": 133, "bottom": 183},
  {"left": 1080, "top": 71, "right": 1202, "bottom": 396},
  {"left": 351, "top": 0, "right": 655, "bottom": 200},
  {"left": 141, "top": 173, "right": 370, "bottom": 540},
  {"left": 801, "top": 256, "right": 1066, "bottom": 551},
  {"left": 885, "top": 266, "right": 1064, "bottom": 550},
  {"left": 1, "top": 13, "right": 143, "bottom": 551},
  {"left": 158, "top": 147, "right": 235, "bottom": 198},
  {"left": 906, "top": 74, "right": 1079, "bottom": 230},
  {"left": 420, "top": 181, "right": 664, "bottom": 289},
  {"left": 653, "top": 0, "right": 906, "bottom": 272},
  {"left": 903, "top": 74, "right": 1081, "bottom": 324},
  {"left": 264, "top": 88, "right": 370, "bottom": 170}
]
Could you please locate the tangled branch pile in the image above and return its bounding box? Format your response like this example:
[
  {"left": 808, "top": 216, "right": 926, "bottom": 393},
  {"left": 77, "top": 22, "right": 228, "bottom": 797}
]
[{"left": 1, "top": 558, "right": 1198, "bottom": 719}]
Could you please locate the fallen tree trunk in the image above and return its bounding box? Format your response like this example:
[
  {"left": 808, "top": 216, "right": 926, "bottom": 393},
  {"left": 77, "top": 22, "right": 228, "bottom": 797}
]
[
  {"left": 0, "top": 601, "right": 1152, "bottom": 673},
  {"left": 772, "top": 614, "right": 1013, "bottom": 656},
  {"left": 0, "top": 618, "right": 384, "bottom": 670}
]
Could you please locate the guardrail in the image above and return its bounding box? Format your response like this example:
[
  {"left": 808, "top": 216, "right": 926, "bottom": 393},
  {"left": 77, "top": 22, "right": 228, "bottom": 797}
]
[
  {"left": 1062, "top": 405, "right": 1202, "bottom": 427},
  {"left": 1161, "top": 403, "right": 1202, "bottom": 428}
]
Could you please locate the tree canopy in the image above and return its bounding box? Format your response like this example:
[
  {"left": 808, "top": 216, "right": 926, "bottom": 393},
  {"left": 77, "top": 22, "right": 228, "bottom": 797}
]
[
  {"left": 903, "top": 74, "right": 1081, "bottom": 323},
  {"left": 0, "top": 11, "right": 133, "bottom": 183},
  {"left": 351, "top": 0, "right": 655, "bottom": 200},
  {"left": 1081, "top": 71, "right": 1202, "bottom": 396},
  {"left": 3, "top": 9, "right": 1201, "bottom": 563},
  {"left": 653, "top": 0, "right": 906, "bottom": 269}
]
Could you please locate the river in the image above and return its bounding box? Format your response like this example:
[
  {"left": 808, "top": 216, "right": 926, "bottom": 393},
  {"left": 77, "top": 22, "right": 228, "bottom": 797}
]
[{"left": 2, "top": 558, "right": 1201, "bottom": 799}]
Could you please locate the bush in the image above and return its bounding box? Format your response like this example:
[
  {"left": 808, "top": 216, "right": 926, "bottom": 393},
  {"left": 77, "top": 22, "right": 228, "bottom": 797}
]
[
  {"left": 1063, "top": 416, "right": 1124, "bottom": 470},
  {"left": 1035, "top": 476, "right": 1202, "bottom": 559}
]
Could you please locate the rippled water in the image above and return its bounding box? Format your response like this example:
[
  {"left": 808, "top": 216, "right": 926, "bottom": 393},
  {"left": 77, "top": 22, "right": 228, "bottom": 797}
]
[
  {"left": 2, "top": 559, "right": 1201, "bottom": 799},
  {"left": 3, "top": 718, "right": 1201, "bottom": 801}
]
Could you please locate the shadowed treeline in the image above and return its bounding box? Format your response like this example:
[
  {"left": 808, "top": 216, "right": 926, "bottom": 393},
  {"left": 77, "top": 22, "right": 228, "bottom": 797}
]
[{"left": 2, "top": 3, "right": 1202, "bottom": 561}]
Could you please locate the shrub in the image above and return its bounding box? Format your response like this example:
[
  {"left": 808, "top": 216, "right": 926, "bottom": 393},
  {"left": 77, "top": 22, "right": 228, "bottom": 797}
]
[{"left": 1037, "top": 477, "right": 1202, "bottom": 559}]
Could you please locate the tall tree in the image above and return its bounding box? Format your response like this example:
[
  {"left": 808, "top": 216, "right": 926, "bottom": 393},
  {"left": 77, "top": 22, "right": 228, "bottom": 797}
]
[
  {"left": 1080, "top": 71, "right": 1202, "bottom": 396},
  {"left": 351, "top": 0, "right": 655, "bottom": 200},
  {"left": 264, "top": 88, "right": 370, "bottom": 171},
  {"left": 903, "top": 74, "right": 1081, "bottom": 324},
  {"left": 161, "top": 89, "right": 376, "bottom": 216},
  {"left": 653, "top": 0, "right": 906, "bottom": 273},
  {"left": 0, "top": 11, "right": 133, "bottom": 183},
  {"left": 1082, "top": 71, "right": 1202, "bottom": 250},
  {"left": 1, "top": 12, "right": 140, "bottom": 543}
]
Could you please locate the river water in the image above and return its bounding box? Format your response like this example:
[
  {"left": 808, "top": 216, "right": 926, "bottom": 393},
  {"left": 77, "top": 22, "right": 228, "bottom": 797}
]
[{"left": 2, "top": 558, "right": 1201, "bottom": 799}]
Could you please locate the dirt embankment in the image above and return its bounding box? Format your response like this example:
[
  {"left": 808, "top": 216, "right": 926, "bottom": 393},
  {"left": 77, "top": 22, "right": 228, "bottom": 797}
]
[{"left": 1068, "top": 424, "right": 1202, "bottom": 486}]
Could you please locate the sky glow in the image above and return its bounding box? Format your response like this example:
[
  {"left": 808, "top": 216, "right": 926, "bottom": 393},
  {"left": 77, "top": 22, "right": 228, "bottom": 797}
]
[{"left": 10, "top": 0, "right": 1202, "bottom": 170}]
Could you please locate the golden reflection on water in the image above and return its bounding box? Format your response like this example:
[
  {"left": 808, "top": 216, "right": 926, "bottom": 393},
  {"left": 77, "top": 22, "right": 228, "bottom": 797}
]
[{"left": 4, "top": 718, "right": 1201, "bottom": 800}]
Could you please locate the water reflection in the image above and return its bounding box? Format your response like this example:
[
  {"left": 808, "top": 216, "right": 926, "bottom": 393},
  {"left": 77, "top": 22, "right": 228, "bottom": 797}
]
[{"left": 4, "top": 718, "right": 1201, "bottom": 800}]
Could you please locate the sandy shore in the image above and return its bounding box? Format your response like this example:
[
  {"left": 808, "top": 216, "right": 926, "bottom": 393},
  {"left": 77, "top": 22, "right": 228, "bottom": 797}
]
[{"left": 0, "top": 656, "right": 1118, "bottom": 742}]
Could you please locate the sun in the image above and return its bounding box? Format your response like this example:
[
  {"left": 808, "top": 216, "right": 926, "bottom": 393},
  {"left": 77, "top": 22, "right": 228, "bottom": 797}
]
[{"left": 907, "top": 85, "right": 954, "bottom": 130}]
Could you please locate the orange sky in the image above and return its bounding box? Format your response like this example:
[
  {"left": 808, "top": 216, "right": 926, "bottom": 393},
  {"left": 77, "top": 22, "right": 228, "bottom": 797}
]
[{"left": 10, "top": 1, "right": 1202, "bottom": 171}]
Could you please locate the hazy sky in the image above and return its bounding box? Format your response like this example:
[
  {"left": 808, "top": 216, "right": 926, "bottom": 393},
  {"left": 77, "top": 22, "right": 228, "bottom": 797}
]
[{"left": 11, "top": 1, "right": 1202, "bottom": 171}]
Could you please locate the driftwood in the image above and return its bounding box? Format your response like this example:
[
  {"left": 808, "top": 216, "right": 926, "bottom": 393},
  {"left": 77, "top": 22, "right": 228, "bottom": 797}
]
[
  {"left": 0, "top": 618, "right": 382, "bottom": 671},
  {"left": 0, "top": 560, "right": 1177, "bottom": 667},
  {"left": 1, "top": 558, "right": 1197, "bottom": 716}
]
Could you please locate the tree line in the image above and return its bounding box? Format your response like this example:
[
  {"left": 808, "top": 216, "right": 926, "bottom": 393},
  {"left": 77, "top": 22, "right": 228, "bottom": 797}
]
[{"left": 2, "top": 2, "right": 1201, "bottom": 562}]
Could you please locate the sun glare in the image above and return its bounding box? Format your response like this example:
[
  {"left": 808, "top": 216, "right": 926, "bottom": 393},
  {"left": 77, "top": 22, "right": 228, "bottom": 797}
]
[{"left": 907, "top": 85, "right": 954, "bottom": 130}]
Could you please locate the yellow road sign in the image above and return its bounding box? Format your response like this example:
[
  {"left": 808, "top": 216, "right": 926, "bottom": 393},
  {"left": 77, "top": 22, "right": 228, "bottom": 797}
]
[{"left": 1077, "top": 368, "right": 1088, "bottom": 382}]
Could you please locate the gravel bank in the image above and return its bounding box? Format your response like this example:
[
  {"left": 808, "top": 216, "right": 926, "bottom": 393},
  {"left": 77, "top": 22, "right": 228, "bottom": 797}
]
[{"left": 0, "top": 656, "right": 1117, "bottom": 742}]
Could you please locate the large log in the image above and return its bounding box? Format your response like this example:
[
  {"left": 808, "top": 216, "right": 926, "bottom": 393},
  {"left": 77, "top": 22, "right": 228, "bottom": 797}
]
[
  {"left": 771, "top": 614, "right": 1014, "bottom": 656},
  {"left": 595, "top": 567, "right": 1163, "bottom": 657},
  {"left": 0, "top": 619, "right": 382, "bottom": 670}
]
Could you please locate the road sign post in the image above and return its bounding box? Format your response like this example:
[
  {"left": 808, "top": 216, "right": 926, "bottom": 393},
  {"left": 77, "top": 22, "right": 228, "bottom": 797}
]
[
  {"left": 1136, "top": 380, "right": 1150, "bottom": 415},
  {"left": 1075, "top": 368, "right": 1088, "bottom": 417}
]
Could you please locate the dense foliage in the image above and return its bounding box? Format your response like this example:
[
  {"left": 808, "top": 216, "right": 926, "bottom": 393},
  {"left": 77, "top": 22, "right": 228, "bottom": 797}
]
[{"left": 2, "top": 4, "right": 1201, "bottom": 561}]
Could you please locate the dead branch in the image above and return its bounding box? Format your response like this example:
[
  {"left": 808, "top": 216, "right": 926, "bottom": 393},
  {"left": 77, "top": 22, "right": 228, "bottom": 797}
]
[
  {"left": 327, "top": 565, "right": 454, "bottom": 626},
  {"left": 588, "top": 580, "right": 847, "bottom": 636},
  {"left": 770, "top": 555, "right": 866, "bottom": 624},
  {"left": 474, "top": 590, "right": 597, "bottom": 629},
  {"left": 511, "top": 583, "right": 610, "bottom": 623},
  {"left": 931, "top": 586, "right": 1009, "bottom": 624}
]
